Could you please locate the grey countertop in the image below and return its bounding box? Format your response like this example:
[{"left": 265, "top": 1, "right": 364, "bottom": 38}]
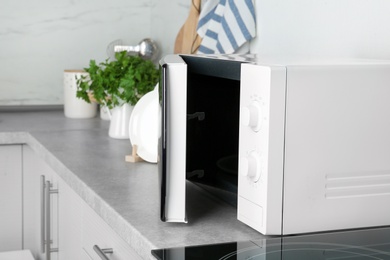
[{"left": 0, "top": 110, "right": 266, "bottom": 260}]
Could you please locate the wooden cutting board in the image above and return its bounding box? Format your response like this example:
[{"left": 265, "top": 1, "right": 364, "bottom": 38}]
[{"left": 174, "top": 0, "right": 202, "bottom": 54}]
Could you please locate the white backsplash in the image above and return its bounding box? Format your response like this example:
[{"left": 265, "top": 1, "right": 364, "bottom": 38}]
[
  {"left": 0, "top": 0, "right": 189, "bottom": 106},
  {"left": 6, "top": 0, "right": 390, "bottom": 106}
]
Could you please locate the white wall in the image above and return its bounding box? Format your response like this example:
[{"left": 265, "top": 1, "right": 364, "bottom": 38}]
[
  {"left": 2, "top": 0, "right": 390, "bottom": 106},
  {"left": 0, "top": 0, "right": 189, "bottom": 106},
  {"left": 250, "top": 0, "right": 390, "bottom": 60},
  {"left": 151, "top": 0, "right": 189, "bottom": 58}
]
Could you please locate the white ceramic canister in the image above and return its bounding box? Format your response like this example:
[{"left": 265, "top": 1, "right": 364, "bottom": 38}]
[{"left": 63, "top": 70, "right": 97, "bottom": 118}]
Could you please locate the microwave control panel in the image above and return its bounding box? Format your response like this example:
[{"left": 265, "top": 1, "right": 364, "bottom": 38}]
[{"left": 238, "top": 64, "right": 286, "bottom": 235}]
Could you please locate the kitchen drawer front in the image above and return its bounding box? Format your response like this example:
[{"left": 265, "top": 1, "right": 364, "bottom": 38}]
[{"left": 82, "top": 204, "right": 142, "bottom": 260}]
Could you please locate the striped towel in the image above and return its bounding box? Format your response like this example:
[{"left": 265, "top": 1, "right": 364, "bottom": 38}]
[{"left": 197, "top": 0, "right": 256, "bottom": 54}]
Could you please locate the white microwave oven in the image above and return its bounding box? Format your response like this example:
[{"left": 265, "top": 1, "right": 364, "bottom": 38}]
[{"left": 158, "top": 54, "right": 390, "bottom": 235}]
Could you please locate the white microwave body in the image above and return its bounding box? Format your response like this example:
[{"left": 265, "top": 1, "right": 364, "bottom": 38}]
[{"left": 159, "top": 55, "right": 390, "bottom": 235}]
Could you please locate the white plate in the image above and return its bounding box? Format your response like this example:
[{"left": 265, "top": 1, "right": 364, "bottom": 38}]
[{"left": 129, "top": 87, "right": 159, "bottom": 163}]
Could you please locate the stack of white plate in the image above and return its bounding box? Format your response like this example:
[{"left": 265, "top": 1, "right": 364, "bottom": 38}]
[{"left": 129, "top": 86, "right": 159, "bottom": 163}]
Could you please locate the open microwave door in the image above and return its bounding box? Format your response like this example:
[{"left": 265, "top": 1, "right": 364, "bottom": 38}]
[{"left": 158, "top": 55, "right": 188, "bottom": 223}]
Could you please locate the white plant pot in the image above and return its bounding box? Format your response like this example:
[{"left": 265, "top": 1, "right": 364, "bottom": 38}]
[{"left": 108, "top": 103, "right": 133, "bottom": 139}]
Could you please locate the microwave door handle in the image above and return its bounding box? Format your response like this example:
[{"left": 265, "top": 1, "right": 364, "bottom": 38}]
[{"left": 159, "top": 62, "right": 168, "bottom": 222}]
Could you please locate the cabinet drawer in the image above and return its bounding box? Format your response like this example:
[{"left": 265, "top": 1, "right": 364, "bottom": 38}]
[{"left": 82, "top": 204, "right": 141, "bottom": 260}]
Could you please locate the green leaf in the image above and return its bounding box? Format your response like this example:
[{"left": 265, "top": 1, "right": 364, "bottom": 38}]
[{"left": 75, "top": 51, "right": 159, "bottom": 107}]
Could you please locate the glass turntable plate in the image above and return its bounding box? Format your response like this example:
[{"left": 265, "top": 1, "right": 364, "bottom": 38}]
[{"left": 152, "top": 227, "right": 390, "bottom": 260}]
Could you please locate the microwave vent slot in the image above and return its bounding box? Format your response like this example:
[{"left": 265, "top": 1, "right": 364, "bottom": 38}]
[{"left": 325, "top": 170, "right": 390, "bottom": 199}]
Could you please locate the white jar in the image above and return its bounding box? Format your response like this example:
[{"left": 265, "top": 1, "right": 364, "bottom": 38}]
[{"left": 63, "top": 70, "right": 97, "bottom": 118}]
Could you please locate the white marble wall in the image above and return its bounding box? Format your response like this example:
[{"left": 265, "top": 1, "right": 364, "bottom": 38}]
[
  {"left": 5, "top": 0, "right": 390, "bottom": 106},
  {"left": 0, "top": 0, "right": 189, "bottom": 106},
  {"left": 250, "top": 0, "right": 390, "bottom": 60},
  {"left": 151, "top": 0, "right": 190, "bottom": 57}
]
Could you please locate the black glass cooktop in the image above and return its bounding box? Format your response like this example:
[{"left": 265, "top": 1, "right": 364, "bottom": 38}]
[{"left": 152, "top": 227, "right": 390, "bottom": 260}]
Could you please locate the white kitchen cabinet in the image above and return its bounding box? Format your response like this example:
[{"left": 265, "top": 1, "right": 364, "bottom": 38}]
[
  {"left": 0, "top": 144, "right": 139, "bottom": 259},
  {"left": 23, "top": 145, "right": 59, "bottom": 260},
  {"left": 0, "top": 145, "right": 22, "bottom": 252},
  {"left": 57, "top": 175, "right": 142, "bottom": 260},
  {"left": 57, "top": 177, "right": 86, "bottom": 260},
  {"left": 82, "top": 201, "right": 142, "bottom": 260},
  {"left": 23, "top": 145, "right": 140, "bottom": 260},
  {"left": 23, "top": 145, "right": 87, "bottom": 260}
]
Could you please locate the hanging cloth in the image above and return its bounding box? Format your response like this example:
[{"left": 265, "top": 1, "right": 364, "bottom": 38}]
[{"left": 196, "top": 0, "right": 256, "bottom": 54}]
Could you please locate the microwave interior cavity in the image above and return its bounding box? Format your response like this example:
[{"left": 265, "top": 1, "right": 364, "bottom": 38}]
[{"left": 183, "top": 56, "right": 243, "bottom": 206}]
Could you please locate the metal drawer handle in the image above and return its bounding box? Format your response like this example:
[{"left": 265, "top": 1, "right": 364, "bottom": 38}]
[
  {"left": 45, "top": 180, "right": 58, "bottom": 260},
  {"left": 93, "top": 245, "right": 114, "bottom": 260},
  {"left": 40, "top": 175, "right": 46, "bottom": 254}
]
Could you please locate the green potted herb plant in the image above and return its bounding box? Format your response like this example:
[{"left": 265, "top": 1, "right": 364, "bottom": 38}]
[{"left": 76, "top": 51, "right": 159, "bottom": 139}]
